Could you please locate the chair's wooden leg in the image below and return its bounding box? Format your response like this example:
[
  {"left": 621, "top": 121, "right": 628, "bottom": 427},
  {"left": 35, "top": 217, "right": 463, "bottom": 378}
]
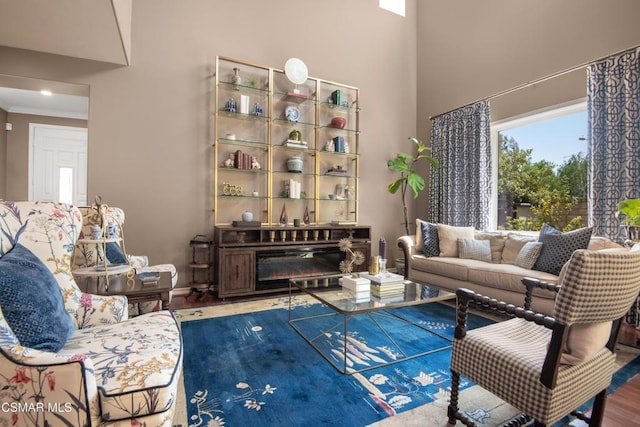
[
  {"left": 503, "top": 413, "right": 532, "bottom": 427},
  {"left": 589, "top": 389, "right": 607, "bottom": 426},
  {"left": 447, "top": 370, "right": 461, "bottom": 425}
]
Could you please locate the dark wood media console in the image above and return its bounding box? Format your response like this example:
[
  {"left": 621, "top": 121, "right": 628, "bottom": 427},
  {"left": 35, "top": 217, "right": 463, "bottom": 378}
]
[{"left": 214, "top": 225, "right": 371, "bottom": 298}]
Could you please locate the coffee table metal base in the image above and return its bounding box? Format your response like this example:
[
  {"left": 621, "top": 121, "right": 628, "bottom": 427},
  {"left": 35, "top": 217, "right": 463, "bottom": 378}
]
[{"left": 288, "top": 284, "right": 453, "bottom": 375}]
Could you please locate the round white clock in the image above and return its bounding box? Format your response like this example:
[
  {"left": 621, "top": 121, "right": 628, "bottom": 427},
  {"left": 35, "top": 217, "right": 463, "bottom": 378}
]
[{"left": 284, "top": 58, "right": 309, "bottom": 85}]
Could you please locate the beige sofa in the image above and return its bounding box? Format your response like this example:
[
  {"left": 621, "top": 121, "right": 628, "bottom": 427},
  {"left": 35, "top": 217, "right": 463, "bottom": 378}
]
[{"left": 397, "top": 220, "right": 623, "bottom": 315}]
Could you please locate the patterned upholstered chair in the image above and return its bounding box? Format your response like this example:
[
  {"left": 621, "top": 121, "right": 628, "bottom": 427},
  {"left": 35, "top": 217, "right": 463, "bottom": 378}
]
[
  {"left": 74, "top": 201, "right": 178, "bottom": 314},
  {"left": 0, "top": 201, "right": 183, "bottom": 426},
  {"left": 447, "top": 248, "right": 640, "bottom": 427}
]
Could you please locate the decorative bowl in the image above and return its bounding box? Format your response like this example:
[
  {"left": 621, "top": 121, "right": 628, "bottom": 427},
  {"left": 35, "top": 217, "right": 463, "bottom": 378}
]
[{"left": 331, "top": 117, "right": 346, "bottom": 129}]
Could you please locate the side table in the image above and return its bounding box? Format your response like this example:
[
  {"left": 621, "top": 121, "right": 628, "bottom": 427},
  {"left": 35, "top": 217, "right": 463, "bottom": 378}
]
[{"left": 74, "top": 271, "right": 173, "bottom": 311}]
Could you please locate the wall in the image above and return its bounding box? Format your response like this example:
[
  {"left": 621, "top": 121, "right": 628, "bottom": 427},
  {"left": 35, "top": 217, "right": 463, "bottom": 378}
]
[
  {"left": 415, "top": 0, "right": 640, "bottom": 219},
  {"left": 3, "top": 1, "right": 639, "bottom": 289},
  {"left": 0, "top": 0, "right": 418, "bottom": 286},
  {"left": 0, "top": 107, "right": 6, "bottom": 199},
  {"left": 5, "top": 113, "right": 87, "bottom": 200}
]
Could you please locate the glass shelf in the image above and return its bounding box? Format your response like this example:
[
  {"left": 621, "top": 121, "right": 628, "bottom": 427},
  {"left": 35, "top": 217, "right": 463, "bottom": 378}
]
[
  {"left": 319, "top": 124, "right": 359, "bottom": 133},
  {"left": 319, "top": 100, "right": 359, "bottom": 111},
  {"left": 272, "top": 117, "right": 315, "bottom": 127},
  {"left": 218, "top": 167, "right": 268, "bottom": 174},
  {"left": 217, "top": 137, "right": 267, "bottom": 148},
  {"left": 218, "top": 110, "right": 270, "bottom": 121},
  {"left": 218, "top": 81, "right": 269, "bottom": 95},
  {"left": 318, "top": 151, "right": 358, "bottom": 158},
  {"left": 214, "top": 56, "right": 359, "bottom": 226}
]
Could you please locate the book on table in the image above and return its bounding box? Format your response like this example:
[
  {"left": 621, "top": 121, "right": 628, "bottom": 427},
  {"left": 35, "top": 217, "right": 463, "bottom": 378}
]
[
  {"left": 372, "top": 292, "right": 405, "bottom": 304},
  {"left": 342, "top": 276, "right": 371, "bottom": 293},
  {"left": 343, "top": 289, "right": 371, "bottom": 303},
  {"left": 370, "top": 283, "right": 405, "bottom": 297},
  {"left": 359, "top": 272, "right": 405, "bottom": 285}
]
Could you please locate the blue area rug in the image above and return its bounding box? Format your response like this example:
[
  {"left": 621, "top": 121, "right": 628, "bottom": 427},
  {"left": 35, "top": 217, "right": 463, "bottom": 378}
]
[
  {"left": 181, "top": 302, "right": 491, "bottom": 426},
  {"left": 180, "top": 301, "right": 640, "bottom": 427}
]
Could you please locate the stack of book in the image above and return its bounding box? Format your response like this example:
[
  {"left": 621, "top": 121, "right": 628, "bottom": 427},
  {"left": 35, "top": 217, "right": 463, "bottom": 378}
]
[
  {"left": 360, "top": 272, "right": 406, "bottom": 303},
  {"left": 341, "top": 276, "right": 371, "bottom": 303},
  {"left": 283, "top": 140, "right": 308, "bottom": 149}
]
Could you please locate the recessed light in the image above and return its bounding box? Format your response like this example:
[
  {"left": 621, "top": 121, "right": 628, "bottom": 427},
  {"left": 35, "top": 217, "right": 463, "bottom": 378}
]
[{"left": 40, "top": 90, "right": 52, "bottom": 96}]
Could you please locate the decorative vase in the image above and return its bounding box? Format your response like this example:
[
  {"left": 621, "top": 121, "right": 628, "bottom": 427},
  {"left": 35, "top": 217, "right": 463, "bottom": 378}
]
[
  {"left": 231, "top": 67, "right": 242, "bottom": 87},
  {"left": 279, "top": 204, "right": 288, "bottom": 225},
  {"left": 242, "top": 211, "right": 253, "bottom": 222},
  {"left": 225, "top": 98, "right": 237, "bottom": 112},
  {"left": 330, "top": 117, "right": 346, "bottom": 129},
  {"left": 287, "top": 155, "right": 303, "bottom": 173},
  {"left": 303, "top": 205, "right": 310, "bottom": 225}
]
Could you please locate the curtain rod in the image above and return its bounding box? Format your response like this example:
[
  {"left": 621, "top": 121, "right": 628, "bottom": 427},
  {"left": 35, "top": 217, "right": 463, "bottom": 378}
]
[{"left": 429, "top": 44, "right": 640, "bottom": 120}]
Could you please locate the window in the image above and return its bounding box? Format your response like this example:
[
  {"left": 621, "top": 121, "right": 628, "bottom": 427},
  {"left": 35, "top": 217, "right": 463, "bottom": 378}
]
[
  {"left": 490, "top": 100, "right": 588, "bottom": 231},
  {"left": 379, "top": 0, "right": 405, "bottom": 16},
  {"left": 58, "top": 167, "right": 74, "bottom": 205}
]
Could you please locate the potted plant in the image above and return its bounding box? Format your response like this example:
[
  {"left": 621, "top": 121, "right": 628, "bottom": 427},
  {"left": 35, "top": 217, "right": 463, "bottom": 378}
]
[
  {"left": 387, "top": 137, "right": 439, "bottom": 236},
  {"left": 616, "top": 197, "right": 640, "bottom": 241}
]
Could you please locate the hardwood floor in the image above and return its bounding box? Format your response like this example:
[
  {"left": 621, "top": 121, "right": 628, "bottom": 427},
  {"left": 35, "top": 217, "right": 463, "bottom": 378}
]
[
  {"left": 601, "top": 373, "right": 640, "bottom": 426},
  {"left": 168, "top": 294, "right": 640, "bottom": 426}
]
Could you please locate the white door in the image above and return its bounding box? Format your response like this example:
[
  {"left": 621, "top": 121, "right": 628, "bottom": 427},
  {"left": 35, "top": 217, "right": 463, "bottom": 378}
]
[{"left": 29, "top": 124, "right": 88, "bottom": 206}]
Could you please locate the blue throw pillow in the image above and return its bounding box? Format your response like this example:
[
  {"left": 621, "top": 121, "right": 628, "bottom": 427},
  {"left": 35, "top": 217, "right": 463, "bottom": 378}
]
[
  {"left": 106, "top": 242, "right": 128, "bottom": 265},
  {"left": 533, "top": 225, "right": 593, "bottom": 275},
  {"left": 421, "top": 221, "right": 440, "bottom": 257},
  {"left": 0, "top": 243, "right": 75, "bottom": 352}
]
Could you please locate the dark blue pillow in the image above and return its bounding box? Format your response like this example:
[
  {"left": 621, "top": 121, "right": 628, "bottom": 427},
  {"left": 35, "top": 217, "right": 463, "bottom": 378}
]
[
  {"left": 106, "top": 242, "right": 128, "bottom": 265},
  {"left": 533, "top": 225, "right": 593, "bottom": 275},
  {"left": 421, "top": 221, "right": 440, "bottom": 257},
  {"left": 0, "top": 243, "right": 75, "bottom": 352}
]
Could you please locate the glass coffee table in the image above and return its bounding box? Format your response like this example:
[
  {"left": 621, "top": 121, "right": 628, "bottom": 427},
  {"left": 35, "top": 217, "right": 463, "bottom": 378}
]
[{"left": 288, "top": 273, "right": 456, "bottom": 374}]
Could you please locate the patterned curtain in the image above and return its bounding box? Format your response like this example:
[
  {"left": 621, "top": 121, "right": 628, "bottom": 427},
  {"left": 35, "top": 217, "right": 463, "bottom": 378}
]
[
  {"left": 587, "top": 47, "right": 640, "bottom": 241},
  {"left": 427, "top": 101, "right": 491, "bottom": 230}
]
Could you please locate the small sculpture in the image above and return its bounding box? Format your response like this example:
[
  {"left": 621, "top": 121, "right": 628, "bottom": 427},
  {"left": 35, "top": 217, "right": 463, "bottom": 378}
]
[
  {"left": 279, "top": 204, "right": 288, "bottom": 225},
  {"left": 325, "top": 139, "right": 335, "bottom": 152},
  {"left": 303, "top": 206, "right": 310, "bottom": 225},
  {"left": 251, "top": 156, "right": 261, "bottom": 169},
  {"left": 223, "top": 153, "right": 235, "bottom": 168}
]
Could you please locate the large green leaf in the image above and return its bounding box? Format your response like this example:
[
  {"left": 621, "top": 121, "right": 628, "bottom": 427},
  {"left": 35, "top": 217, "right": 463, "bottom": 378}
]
[
  {"left": 407, "top": 172, "right": 425, "bottom": 198},
  {"left": 388, "top": 179, "right": 403, "bottom": 194},
  {"left": 387, "top": 155, "right": 411, "bottom": 172}
]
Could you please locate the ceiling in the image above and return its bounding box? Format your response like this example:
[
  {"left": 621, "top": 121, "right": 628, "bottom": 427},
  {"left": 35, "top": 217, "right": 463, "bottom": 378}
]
[
  {"left": 0, "top": 0, "right": 131, "bottom": 120},
  {"left": 0, "top": 86, "right": 89, "bottom": 120},
  {"left": 0, "top": 0, "right": 131, "bottom": 65}
]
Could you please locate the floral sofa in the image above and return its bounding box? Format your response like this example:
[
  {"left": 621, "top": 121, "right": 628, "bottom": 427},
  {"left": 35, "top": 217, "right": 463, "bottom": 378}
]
[
  {"left": 398, "top": 219, "right": 625, "bottom": 315},
  {"left": 0, "top": 201, "right": 183, "bottom": 426},
  {"left": 73, "top": 202, "right": 178, "bottom": 314}
]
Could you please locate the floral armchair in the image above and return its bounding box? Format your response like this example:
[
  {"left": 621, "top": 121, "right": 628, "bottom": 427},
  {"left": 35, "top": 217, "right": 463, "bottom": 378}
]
[
  {"left": 73, "top": 201, "right": 178, "bottom": 314},
  {"left": 0, "top": 201, "right": 183, "bottom": 426}
]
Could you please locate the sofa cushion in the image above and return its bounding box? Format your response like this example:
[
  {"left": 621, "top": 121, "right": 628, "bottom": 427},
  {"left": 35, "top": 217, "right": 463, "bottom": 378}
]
[
  {"left": 420, "top": 221, "right": 440, "bottom": 257},
  {"left": 533, "top": 225, "right": 593, "bottom": 275},
  {"left": 475, "top": 231, "right": 507, "bottom": 263},
  {"left": 410, "top": 255, "right": 470, "bottom": 281},
  {"left": 468, "top": 262, "right": 559, "bottom": 297},
  {"left": 63, "top": 311, "right": 183, "bottom": 421},
  {"left": 561, "top": 321, "right": 612, "bottom": 365},
  {"left": 415, "top": 219, "right": 428, "bottom": 252},
  {"left": 458, "top": 238, "right": 492, "bottom": 262},
  {"left": 106, "top": 242, "right": 128, "bottom": 264},
  {"left": 438, "top": 224, "right": 475, "bottom": 257},
  {"left": 501, "top": 233, "right": 537, "bottom": 264},
  {"left": 587, "top": 236, "right": 623, "bottom": 251},
  {"left": 514, "top": 242, "right": 543, "bottom": 269},
  {"left": 0, "top": 243, "right": 75, "bottom": 352}
]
